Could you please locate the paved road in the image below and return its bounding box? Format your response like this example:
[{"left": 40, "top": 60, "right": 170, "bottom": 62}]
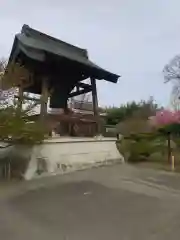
[{"left": 1, "top": 164, "right": 180, "bottom": 240}]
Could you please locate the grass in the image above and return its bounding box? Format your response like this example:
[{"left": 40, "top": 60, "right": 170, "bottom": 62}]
[
  {"left": 134, "top": 151, "right": 180, "bottom": 173},
  {"left": 137, "top": 162, "right": 176, "bottom": 172},
  {"left": 116, "top": 136, "right": 180, "bottom": 173}
]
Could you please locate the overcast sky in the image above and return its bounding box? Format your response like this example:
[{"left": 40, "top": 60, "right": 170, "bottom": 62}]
[{"left": 1, "top": 0, "right": 180, "bottom": 107}]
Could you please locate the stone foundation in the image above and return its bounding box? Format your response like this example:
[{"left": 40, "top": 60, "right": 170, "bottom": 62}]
[{"left": 22, "top": 137, "right": 124, "bottom": 180}]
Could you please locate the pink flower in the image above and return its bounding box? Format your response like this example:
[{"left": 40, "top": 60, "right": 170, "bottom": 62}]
[{"left": 149, "top": 110, "right": 180, "bottom": 127}]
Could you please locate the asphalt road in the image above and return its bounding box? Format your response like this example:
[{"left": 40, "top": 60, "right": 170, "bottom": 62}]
[{"left": 1, "top": 164, "right": 180, "bottom": 240}]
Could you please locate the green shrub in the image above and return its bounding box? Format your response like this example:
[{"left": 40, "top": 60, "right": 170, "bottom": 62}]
[
  {"left": 117, "top": 138, "right": 152, "bottom": 163},
  {"left": 117, "top": 132, "right": 167, "bottom": 163},
  {"left": 149, "top": 152, "right": 164, "bottom": 162}
]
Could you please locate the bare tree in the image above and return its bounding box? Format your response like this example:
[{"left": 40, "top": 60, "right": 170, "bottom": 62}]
[
  {"left": 163, "top": 55, "right": 180, "bottom": 83},
  {"left": 163, "top": 55, "right": 180, "bottom": 110},
  {"left": 0, "top": 57, "right": 6, "bottom": 72}
]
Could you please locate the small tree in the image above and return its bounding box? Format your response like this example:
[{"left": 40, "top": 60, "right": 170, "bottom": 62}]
[
  {"left": 115, "top": 98, "right": 161, "bottom": 163},
  {"left": 0, "top": 58, "right": 47, "bottom": 145},
  {"left": 105, "top": 97, "right": 158, "bottom": 126},
  {"left": 116, "top": 98, "right": 158, "bottom": 136}
]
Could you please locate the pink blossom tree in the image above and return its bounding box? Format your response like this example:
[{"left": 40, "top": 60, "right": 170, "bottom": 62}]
[
  {"left": 149, "top": 110, "right": 180, "bottom": 127},
  {"left": 150, "top": 109, "right": 180, "bottom": 162}
]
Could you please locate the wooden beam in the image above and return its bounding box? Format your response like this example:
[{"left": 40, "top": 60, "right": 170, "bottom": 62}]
[
  {"left": 70, "top": 81, "right": 92, "bottom": 97},
  {"left": 15, "top": 95, "right": 41, "bottom": 103},
  {"left": 76, "top": 82, "right": 91, "bottom": 89},
  {"left": 69, "top": 87, "right": 92, "bottom": 98}
]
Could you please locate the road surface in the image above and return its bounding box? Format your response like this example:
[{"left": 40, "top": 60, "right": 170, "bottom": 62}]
[{"left": 1, "top": 164, "right": 180, "bottom": 239}]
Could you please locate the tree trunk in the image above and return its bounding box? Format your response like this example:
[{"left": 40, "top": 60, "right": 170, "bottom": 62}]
[{"left": 167, "top": 132, "right": 171, "bottom": 163}]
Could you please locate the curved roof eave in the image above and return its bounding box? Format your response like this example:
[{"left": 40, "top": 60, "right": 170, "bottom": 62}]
[{"left": 8, "top": 25, "right": 120, "bottom": 83}]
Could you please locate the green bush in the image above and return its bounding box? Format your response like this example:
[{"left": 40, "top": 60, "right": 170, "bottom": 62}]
[
  {"left": 117, "top": 138, "right": 152, "bottom": 162},
  {"left": 117, "top": 132, "right": 167, "bottom": 163},
  {"left": 149, "top": 152, "right": 164, "bottom": 162}
]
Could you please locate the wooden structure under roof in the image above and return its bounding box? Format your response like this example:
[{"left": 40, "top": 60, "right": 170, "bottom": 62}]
[{"left": 5, "top": 25, "right": 120, "bottom": 136}]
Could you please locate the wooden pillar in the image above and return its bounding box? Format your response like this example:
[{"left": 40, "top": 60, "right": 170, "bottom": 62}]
[
  {"left": 18, "top": 85, "right": 23, "bottom": 111},
  {"left": 91, "top": 77, "right": 100, "bottom": 135},
  {"left": 40, "top": 77, "right": 49, "bottom": 121},
  {"left": 90, "top": 77, "right": 98, "bottom": 116}
]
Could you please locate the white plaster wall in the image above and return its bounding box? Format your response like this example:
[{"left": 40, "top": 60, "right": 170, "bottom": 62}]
[{"left": 24, "top": 138, "right": 124, "bottom": 180}]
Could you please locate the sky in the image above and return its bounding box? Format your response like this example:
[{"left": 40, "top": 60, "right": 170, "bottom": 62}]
[{"left": 1, "top": 0, "right": 180, "bottom": 108}]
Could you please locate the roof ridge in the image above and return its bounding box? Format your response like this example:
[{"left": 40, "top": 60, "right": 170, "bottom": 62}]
[{"left": 21, "top": 24, "right": 88, "bottom": 58}]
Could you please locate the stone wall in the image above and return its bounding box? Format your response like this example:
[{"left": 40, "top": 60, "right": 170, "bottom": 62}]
[{"left": 23, "top": 137, "right": 124, "bottom": 180}]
